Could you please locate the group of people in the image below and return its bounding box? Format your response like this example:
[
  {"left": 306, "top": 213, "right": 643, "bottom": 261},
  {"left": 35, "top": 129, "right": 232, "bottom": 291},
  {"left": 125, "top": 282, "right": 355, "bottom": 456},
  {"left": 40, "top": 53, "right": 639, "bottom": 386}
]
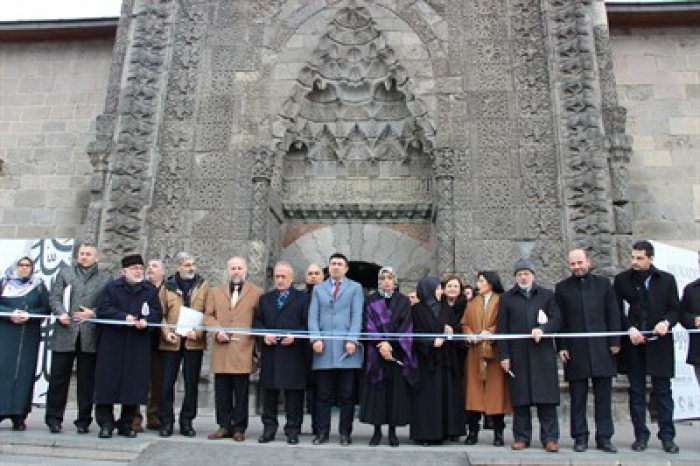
[{"left": 0, "top": 240, "right": 699, "bottom": 455}]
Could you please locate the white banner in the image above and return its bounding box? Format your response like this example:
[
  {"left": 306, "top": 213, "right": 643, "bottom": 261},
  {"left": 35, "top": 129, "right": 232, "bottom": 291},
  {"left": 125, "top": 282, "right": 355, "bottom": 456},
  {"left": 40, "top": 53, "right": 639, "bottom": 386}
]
[
  {"left": 650, "top": 240, "right": 700, "bottom": 420},
  {"left": 0, "top": 238, "right": 74, "bottom": 405}
]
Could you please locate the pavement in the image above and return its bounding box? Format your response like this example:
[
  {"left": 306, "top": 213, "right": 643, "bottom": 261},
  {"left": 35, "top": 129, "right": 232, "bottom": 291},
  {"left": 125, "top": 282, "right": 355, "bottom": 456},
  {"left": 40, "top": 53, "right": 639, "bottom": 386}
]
[{"left": 0, "top": 408, "right": 698, "bottom": 465}]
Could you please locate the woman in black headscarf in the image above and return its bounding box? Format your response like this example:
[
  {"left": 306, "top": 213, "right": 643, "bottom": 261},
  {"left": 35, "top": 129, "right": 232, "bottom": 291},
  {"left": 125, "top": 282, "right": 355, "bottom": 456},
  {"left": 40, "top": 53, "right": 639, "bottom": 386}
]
[
  {"left": 0, "top": 256, "right": 50, "bottom": 431},
  {"left": 409, "top": 276, "right": 466, "bottom": 445},
  {"left": 360, "top": 266, "right": 418, "bottom": 447}
]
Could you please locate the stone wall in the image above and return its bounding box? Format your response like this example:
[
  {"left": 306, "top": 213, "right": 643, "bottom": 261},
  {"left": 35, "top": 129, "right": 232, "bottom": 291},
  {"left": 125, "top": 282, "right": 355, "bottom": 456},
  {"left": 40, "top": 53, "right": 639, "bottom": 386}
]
[
  {"left": 0, "top": 39, "right": 113, "bottom": 239},
  {"left": 610, "top": 27, "right": 700, "bottom": 253}
]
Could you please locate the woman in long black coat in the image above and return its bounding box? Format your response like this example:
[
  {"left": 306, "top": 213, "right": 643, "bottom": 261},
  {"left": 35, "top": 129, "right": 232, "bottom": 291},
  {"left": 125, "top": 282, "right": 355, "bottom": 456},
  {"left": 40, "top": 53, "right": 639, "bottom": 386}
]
[
  {"left": 0, "top": 257, "right": 50, "bottom": 431},
  {"left": 410, "top": 276, "right": 465, "bottom": 445},
  {"left": 359, "top": 267, "right": 418, "bottom": 447}
]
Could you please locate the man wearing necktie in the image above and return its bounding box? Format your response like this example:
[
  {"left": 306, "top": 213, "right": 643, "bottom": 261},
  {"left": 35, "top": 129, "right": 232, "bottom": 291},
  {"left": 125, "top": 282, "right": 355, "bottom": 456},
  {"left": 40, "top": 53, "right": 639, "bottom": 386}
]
[
  {"left": 204, "top": 256, "right": 262, "bottom": 442},
  {"left": 253, "top": 262, "right": 310, "bottom": 445},
  {"left": 308, "top": 253, "right": 364, "bottom": 446}
]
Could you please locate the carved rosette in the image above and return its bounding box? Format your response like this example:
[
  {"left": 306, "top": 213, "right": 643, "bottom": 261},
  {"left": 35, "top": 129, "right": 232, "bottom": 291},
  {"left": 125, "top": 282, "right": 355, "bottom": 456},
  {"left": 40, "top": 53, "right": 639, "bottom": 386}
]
[
  {"left": 249, "top": 148, "right": 274, "bottom": 284},
  {"left": 547, "top": 0, "right": 617, "bottom": 272},
  {"left": 433, "top": 147, "right": 456, "bottom": 276}
]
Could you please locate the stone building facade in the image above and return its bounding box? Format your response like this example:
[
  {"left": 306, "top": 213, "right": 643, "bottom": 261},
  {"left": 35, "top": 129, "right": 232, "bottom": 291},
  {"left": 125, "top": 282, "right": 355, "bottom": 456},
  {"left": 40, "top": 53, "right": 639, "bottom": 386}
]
[{"left": 0, "top": 0, "right": 697, "bottom": 289}]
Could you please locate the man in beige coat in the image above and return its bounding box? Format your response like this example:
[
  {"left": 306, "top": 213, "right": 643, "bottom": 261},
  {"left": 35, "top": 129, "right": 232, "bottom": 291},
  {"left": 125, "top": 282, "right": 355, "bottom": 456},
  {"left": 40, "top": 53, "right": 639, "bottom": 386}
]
[{"left": 204, "top": 256, "right": 262, "bottom": 442}]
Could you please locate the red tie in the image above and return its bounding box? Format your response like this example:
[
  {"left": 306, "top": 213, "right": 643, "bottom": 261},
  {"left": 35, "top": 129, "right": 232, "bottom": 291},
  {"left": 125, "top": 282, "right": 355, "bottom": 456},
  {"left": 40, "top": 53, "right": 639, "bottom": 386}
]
[{"left": 333, "top": 280, "right": 340, "bottom": 300}]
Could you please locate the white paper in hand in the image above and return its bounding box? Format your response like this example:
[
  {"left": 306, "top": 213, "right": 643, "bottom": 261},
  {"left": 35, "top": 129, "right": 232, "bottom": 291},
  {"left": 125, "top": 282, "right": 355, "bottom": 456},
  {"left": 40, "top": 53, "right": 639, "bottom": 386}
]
[
  {"left": 176, "top": 306, "right": 203, "bottom": 336},
  {"left": 63, "top": 285, "right": 72, "bottom": 313},
  {"left": 537, "top": 309, "right": 548, "bottom": 325}
]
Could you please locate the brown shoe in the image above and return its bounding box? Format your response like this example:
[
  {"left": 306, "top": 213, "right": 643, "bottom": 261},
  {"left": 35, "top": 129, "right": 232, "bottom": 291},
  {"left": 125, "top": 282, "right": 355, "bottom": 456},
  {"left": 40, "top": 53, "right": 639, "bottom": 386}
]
[
  {"left": 544, "top": 441, "right": 559, "bottom": 453},
  {"left": 207, "top": 428, "right": 232, "bottom": 440},
  {"left": 232, "top": 432, "right": 245, "bottom": 442},
  {"left": 511, "top": 441, "right": 529, "bottom": 450}
]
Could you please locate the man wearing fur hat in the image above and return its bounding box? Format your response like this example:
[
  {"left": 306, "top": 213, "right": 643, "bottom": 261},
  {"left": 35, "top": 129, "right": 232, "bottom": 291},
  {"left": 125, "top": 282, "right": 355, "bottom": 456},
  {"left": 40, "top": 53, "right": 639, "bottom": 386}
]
[
  {"left": 93, "top": 254, "right": 162, "bottom": 439},
  {"left": 497, "top": 259, "right": 561, "bottom": 453}
]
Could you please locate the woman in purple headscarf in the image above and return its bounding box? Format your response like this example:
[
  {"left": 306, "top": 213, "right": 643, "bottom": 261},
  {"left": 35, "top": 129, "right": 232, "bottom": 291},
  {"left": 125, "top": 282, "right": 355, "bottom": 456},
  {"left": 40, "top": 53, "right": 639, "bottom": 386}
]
[
  {"left": 359, "top": 267, "right": 418, "bottom": 447},
  {"left": 410, "top": 276, "right": 466, "bottom": 445}
]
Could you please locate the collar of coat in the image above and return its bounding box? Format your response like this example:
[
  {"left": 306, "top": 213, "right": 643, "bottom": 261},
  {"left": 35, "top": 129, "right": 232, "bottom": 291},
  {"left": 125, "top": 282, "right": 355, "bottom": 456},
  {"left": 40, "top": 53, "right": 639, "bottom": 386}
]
[{"left": 163, "top": 274, "right": 205, "bottom": 294}]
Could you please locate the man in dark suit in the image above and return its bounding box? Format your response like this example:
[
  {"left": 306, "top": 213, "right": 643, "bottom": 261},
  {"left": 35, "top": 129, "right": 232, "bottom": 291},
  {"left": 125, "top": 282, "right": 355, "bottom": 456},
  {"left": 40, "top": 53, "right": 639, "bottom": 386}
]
[
  {"left": 253, "top": 262, "right": 309, "bottom": 445},
  {"left": 680, "top": 277, "right": 700, "bottom": 385},
  {"left": 555, "top": 249, "right": 620, "bottom": 453},
  {"left": 498, "top": 259, "right": 561, "bottom": 453},
  {"left": 614, "top": 240, "right": 680, "bottom": 454}
]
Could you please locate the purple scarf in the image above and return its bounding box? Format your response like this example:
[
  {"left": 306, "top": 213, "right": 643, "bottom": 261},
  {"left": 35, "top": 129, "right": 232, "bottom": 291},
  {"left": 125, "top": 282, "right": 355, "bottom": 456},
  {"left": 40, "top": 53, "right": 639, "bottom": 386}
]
[{"left": 365, "top": 295, "right": 418, "bottom": 385}]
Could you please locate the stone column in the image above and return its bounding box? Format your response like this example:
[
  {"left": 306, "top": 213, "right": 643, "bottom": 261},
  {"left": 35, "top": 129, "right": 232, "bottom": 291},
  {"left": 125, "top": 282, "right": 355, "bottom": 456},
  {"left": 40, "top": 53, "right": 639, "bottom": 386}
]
[
  {"left": 433, "top": 147, "right": 456, "bottom": 277},
  {"left": 248, "top": 148, "right": 274, "bottom": 286}
]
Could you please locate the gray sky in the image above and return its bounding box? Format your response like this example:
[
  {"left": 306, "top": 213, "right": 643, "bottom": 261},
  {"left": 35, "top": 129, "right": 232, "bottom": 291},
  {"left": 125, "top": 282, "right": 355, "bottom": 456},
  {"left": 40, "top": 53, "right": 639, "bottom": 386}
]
[
  {"left": 0, "top": 0, "right": 684, "bottom": 22},
  {"left": 0, "top": 0, "right": 122, "bottom": 21}
]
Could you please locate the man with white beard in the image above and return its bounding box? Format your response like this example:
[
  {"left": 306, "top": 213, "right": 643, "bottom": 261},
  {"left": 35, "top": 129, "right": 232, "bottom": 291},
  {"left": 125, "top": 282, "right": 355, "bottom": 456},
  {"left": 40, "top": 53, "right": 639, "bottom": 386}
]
[{"left": 93, "top": 254, "right": 162, "bottom": 439}]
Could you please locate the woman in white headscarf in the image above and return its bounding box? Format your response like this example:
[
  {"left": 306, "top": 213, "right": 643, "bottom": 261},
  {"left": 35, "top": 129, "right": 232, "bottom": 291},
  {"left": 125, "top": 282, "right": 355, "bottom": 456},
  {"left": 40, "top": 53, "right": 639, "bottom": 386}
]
[{"left": 0, "top": 256, "right": 50, "bottom": 430}]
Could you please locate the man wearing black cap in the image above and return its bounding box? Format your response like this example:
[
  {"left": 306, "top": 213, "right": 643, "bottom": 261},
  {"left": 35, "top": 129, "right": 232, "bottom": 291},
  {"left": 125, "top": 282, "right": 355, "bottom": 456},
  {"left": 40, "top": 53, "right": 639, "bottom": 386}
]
[
  {"left": 93, "top": 254, "right": 162, "bottom": 439},
  {"left": 497, "top": 259, "right": 561, "bottom": 453}
]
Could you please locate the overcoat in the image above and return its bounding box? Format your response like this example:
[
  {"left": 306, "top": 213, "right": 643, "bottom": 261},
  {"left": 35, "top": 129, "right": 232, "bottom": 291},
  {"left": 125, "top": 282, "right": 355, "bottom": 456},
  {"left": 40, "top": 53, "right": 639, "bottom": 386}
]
[
  {"left": 680, "top": 278, "right": 700, "bottom": 366},
  {"left": 49, "top": 264, "right": 112, "bottom": 353},
  {"left": 555, "top": 273, "right": 621, "bottom": 381},
  {"left": 0, "top": 282, "right": 50, "bottom": 416},
  {"left": 308, "top": 278, "right": 364, "bottom": 370},
  {"left": 253, "top": 287, "right": 309, "bottom": 390},
  {"left": 204, "top": 280, "right": 262, "bottom": 374},
  {"left": 614, "top": 266, "right": 680, "bottom": 378},
  {"left": 461, "top": 293, "right": 511, "bottom": 415},
  {"left": 94, "top": 277, "right": 162, "bottom": 405},
  {"left": 497, "top": 284, "right": 561, "bottom": 407},
  {"left": 159, "top": 274, "right": 209, "bottom": 352}
]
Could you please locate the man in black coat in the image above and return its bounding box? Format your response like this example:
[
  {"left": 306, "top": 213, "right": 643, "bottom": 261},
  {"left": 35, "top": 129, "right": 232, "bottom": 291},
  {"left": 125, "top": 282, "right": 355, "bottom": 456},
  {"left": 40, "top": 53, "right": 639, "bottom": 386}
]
[
  {"left": 497, "top": 259, "right": 561, "bottom": 453},
  {"left": 94, "top": 254, "right": 162, "bottom": 439},
  {"left": 555, "top": 249, "right": 620, "bottom": 453},
  {"left": 614, "top": 240, "right": 680, "bottom": 454},
  {"left": 253, "top": 261, "right": 309, "bottom": 445},
  {"left": 680, "top": 278, "right": 700, "bottom": 386}
]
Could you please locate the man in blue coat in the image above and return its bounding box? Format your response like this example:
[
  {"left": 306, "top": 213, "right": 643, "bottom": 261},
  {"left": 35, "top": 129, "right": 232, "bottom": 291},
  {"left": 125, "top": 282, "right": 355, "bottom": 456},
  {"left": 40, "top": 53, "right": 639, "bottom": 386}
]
[{"left": 308, "top": 253, "right": 363, "bottom": 446}]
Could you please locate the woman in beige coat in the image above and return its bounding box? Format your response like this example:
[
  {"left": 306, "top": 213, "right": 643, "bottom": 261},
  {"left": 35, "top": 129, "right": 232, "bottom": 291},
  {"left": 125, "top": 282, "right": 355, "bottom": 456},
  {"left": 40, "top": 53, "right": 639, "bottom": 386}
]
[{"left": 461, "top": 271, "right": 511, "bottom": 447}]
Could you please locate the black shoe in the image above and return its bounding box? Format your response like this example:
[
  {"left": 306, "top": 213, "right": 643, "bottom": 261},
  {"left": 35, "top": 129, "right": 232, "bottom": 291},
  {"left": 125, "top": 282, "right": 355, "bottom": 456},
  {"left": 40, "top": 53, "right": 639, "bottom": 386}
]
[
  {"left": 11, "top": 419, "right": 27, "bottom": 431},
  {"left": 388, "top": 432, "right": 399, "bottom": 447},
  {"left": 118, "top": 428, "right": 137, "bottom": 438},
  {"left": 98, "top": 426, "right": 113, "bottom": 439},
  {"left": 340, "top": 435, "right": 352, "bottom": 446},
  {"left": 312, "top": 434, "right": 329, "bottom": 445},
  {"left": 287, "top": 435, "right": 299, "bottom": 445},
  {"left": 76, "top": 426, "right": 89, "bottom": 434},
  {"left": 631, "top": 438, "right": 648, "bottom": 452},
  {"left": 662, "top": 439, "right": 679, "bottom": 454},
  {"left": 369, "top": 431, "right": 382, "bottom": 446},
  {"left": 464, "top": 430, "right": 478, "bottom": 446},
  {"left": 258, "top": 433, "right": 275, "bottom": 443},
  {"left": 180, "top": 424, "right": 196, "bottom": 437},
  {"left": 48, "top": 422, "right": 62, "bottom": 434},
  {"left": 596, "top": 439, "right": 617, "bottom": 453},
  {"left": 159, "top": 425, "right": 173, "bottom": 437},
  {"left": 493, "top": 430, "right": 504, "bottom": 447}
]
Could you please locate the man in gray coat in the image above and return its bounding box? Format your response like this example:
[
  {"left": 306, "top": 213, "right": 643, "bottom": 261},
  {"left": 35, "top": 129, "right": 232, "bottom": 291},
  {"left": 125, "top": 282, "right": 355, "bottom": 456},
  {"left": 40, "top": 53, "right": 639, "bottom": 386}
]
[
  {"left": 45, "top": 243, "right": 112, "bottom": 434},
  {"left": 308, "top": 253, "right": 363, "bottom": 446}
]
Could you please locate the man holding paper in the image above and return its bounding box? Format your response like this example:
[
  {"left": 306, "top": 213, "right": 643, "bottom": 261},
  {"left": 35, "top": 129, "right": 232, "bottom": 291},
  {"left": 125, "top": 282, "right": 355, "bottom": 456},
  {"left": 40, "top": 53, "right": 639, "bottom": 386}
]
[
  {"left": 253, "top": 262, "right": 309, "bottom": 445},
  {"left": 497, "top": 259, "right": 561, "bottom": 453},
  {"left": 157, "top": 252, "right": 210, "bottom": 438}
]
